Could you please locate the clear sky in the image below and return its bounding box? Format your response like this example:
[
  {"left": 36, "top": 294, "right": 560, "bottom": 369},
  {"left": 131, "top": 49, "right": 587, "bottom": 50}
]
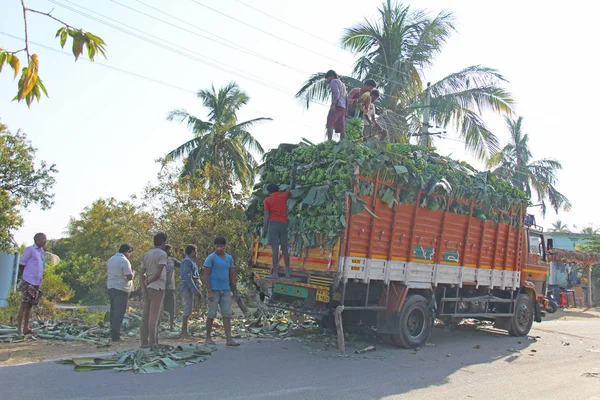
[{"left": 1, "top": 0, "right": 598, "bottom": 245}]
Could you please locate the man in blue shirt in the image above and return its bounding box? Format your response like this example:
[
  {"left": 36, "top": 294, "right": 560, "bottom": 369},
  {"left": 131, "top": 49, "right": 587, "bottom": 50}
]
[
  {"left": 180, "top": 244, "right": 201, "bottom": 338},
  {"left": 203, "top": 236, "right": 239, "bottom": 346}
]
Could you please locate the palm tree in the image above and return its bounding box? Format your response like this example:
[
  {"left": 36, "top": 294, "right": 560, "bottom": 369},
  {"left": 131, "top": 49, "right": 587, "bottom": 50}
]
[
  {"left": 550, "top": 220, "right": 570, "bottom": 233},
  {"left": 487, "top": 116, "right": 571, "bottom": 216},
  {"left": 577, "top": 224, "right": 599, "bottom": 236},
  {"left": 295, "top": 0, "right": 514, "bottom": 160},
  {"left": 166, "top": 82, "right": 269, "bottom": 190}
]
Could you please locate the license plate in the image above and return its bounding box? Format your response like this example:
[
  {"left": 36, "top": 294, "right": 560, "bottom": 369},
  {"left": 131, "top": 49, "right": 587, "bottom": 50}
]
[
  {"left": 316, "top": 290, "right": 330, "bottom": 303},
  {"left": 351, "top": 266, "right": 361, "bottom": 271},
  {"left": 351, "top": 259, "right": 361, "bottom": 263}
]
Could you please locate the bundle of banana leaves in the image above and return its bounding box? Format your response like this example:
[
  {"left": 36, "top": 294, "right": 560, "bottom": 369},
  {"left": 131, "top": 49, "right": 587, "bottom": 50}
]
[
  {"left": 58, "top": 343, "right": 214, "bottom": 373},
  {"left": 246, "top": 140, "right": 527, "bottom": 250},
  {"left": 0, "top": 313, "right": 144, "bottom": 345}
]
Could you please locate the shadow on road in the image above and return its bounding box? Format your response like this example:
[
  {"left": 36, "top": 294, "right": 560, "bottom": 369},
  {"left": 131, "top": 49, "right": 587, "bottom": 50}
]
[{"left": 0, "top": 322, "right": 545, "bottom": 400}]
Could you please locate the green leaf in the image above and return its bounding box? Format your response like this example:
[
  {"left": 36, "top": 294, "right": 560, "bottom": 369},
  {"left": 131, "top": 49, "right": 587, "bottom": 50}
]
[
  {"left": 381, "top": 188, "right": 396, "bottom": 207},
  {"left": 72, "top": 36, "right": 84, "bottom": 60},
  {"left": 394, "top": 165, "right": 408, "bottom": 174},
  {"left": 59, "top": 29, "right": 68, "bottom": 48},
  {"left": 302, "top": 186, "right": 318, "bottom": 205}
]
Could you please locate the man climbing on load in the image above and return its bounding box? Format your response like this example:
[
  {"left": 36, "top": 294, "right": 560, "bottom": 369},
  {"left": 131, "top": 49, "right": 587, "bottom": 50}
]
[
  {"left": 347, "top": 79, "right": 377, "bottom": 118},
  {"left": 363, "top": 89, "right": 388, "bottom": 142},
  {"left": 262, "top": 166, "right": 296, "bottom": 279}
]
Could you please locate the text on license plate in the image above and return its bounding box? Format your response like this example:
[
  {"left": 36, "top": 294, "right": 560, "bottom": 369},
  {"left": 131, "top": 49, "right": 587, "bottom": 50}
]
[{"left": 316, "top": 290, "right": 330, "bottom": 303}]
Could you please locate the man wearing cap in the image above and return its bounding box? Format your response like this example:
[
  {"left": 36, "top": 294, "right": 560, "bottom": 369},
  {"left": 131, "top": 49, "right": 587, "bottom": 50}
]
[{"left": 106, "top": 244, "right": 134, "bottom": 342}]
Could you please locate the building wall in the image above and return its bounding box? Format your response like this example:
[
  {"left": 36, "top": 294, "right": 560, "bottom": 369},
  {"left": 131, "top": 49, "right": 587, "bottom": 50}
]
[{"left": 548, "top": 233, "right": 589, "bottom": 286}]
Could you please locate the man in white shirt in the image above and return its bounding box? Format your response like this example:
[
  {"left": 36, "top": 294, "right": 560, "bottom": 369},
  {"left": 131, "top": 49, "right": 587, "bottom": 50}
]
[{"left": 106, "top": 244, "right": 134, "bottom": 342}]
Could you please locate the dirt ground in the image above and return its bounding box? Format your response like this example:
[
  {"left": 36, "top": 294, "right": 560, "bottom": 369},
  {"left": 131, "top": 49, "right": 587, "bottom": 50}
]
[{"left": 2, "top": 307, "right": 599, "bottom": 366}]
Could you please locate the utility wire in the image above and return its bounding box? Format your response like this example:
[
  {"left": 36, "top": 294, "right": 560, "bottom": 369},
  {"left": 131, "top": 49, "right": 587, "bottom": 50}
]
[
  {"left": 117, "top": 0, "right": 421, "bottom": 109},
  {"left": 0, "top": 31, "right": 321, "bottom": 132},
  {"left": 190, "top": 0, "right": 347, "bottom": 68},
  {"left": 233, "top": 0, "right": 418, "bottom": 91},
  {"left": 48, "top": 0, "right": 330, "bottom": 108},
  {"left": 112, "top": 0, "right": 312, "bottom": 77}
]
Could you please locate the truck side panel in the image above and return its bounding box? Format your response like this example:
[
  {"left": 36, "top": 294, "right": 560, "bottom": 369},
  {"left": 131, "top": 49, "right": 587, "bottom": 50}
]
[{"left": 340, "top": 176, "right": 523, "bottom": 290}]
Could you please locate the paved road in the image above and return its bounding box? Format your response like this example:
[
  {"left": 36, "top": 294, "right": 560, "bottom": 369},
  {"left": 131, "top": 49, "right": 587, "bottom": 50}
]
[{"left": 2, "top": 316, "right": 600, "bottom": 400}]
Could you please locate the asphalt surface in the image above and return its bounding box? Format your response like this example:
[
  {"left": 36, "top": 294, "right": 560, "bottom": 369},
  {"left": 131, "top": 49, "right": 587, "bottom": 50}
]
[{"left": 2, "top": 315, "right": 600, "bottom": 400}]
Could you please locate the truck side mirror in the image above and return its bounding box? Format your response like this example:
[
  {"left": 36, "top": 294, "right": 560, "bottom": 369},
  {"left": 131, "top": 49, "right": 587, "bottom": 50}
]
[{"left": 547, "top": 238, "right": 553, "bottom": 250}]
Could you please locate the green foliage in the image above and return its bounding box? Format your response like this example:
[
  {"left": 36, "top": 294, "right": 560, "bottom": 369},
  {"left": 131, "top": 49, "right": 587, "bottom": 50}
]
[
  {"left": 53, "top": 198, "right": 156, "bottom": 304},
  {"left": 54, "top": 27, "right": 107, "bottom": 61},
  {"left": 248, "top": 140, "right": 526, "bottom": 250},
  {"left": 295, "top": 1, "right": 514, "bottom": 160},
  {"left": 42, "top": 265, "right": 74, "bottom": 303},
  {"left": 1, "top": 5, "right": 107, "bottom": 107},
  {"left": 166, "top": 82, "right": 269, "bottom": 190},
  {"left": 55, "top": 254, "right": 107, "bottom": 305},
  {"left": 0, "top": 121, "right": 57, "bottom": 250},
  {"left": 143, "top": 164, "right": 250, "bottom": 276},
  {"left": 489, "top": 116, "right": 570, "bottom": 215}
]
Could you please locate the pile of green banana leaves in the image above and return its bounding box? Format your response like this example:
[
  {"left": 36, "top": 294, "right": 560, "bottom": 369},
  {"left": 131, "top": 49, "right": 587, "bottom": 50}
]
[
  {"left": 58, "top": 343, "right": 214, "bottom": 373},
  {"left": 246, "top": 140, "right": 527, "bottom": 250},
  {"left": 0, "top": 313, "right": 144, "bottom": 346}
]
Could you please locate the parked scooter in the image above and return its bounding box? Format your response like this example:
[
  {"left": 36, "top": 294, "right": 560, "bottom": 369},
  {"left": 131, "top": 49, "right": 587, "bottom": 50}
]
[{"left": 544, "top": 291, "right": 559, "bottom": 314}]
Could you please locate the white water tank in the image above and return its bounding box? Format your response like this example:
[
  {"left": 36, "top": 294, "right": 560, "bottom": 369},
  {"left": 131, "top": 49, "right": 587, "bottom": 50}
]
[{"left": 0, "top": 252, "right": 19, "bottom": 307}]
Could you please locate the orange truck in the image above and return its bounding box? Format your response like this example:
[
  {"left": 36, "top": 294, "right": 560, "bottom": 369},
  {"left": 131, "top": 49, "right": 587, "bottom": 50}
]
[{"left": 251, "top": 171, "right": 549, "bottom": 348}]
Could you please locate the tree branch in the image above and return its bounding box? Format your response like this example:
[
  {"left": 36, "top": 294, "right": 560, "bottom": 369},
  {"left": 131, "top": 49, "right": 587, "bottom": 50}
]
[
  {"left": 20, "top": 0, "right": 30, "bottom": 59},
  {"left": 26, "top": 8, "right": 75, "bottom": 30}
]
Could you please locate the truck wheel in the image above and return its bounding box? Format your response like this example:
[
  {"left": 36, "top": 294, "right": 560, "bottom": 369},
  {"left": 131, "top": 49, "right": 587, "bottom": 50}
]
[
  {"left": 391, "top": 294, "right": 432, "bottom": 348},
  {"left": 508, "top": 293, "right": 534, "bottom": 336}
]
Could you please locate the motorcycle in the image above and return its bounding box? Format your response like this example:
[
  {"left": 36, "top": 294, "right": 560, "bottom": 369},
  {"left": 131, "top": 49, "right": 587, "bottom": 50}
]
[{"left": 544, "top": 291, "right": 559, "bottom": 314}]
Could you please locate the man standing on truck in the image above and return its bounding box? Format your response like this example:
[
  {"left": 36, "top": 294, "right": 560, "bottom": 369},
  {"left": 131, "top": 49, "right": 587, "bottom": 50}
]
[
  {"left": 262, "top": 167, "right": 296, "bottom": 279},
  {"left": 203, "top": 237, "right": 239, "bottom": 347},
  {"left": 325, "top": 70, "right": 347, "bottom": 141}
]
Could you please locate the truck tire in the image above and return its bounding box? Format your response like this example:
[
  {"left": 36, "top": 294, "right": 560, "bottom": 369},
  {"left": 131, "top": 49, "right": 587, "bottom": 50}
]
[
  {"left": 391, "top": 294, "right": 432, "bottom": 348},
  {"left": 508, "top": 293, "right": 534, "bottom": 336}
]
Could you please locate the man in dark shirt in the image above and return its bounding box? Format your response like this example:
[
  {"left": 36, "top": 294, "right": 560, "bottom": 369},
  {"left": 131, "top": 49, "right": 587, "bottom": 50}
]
[{"left": 262, "top": 168, "right": 296, "bottom": 278}]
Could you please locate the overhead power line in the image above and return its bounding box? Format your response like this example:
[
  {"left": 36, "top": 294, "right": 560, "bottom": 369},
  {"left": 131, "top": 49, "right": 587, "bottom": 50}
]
[
  {"left": 0, "top": 31, "right": 322, "bottom": 133},
  {"left": 48, "top": 0, "right": 330, "bottom": 108}
]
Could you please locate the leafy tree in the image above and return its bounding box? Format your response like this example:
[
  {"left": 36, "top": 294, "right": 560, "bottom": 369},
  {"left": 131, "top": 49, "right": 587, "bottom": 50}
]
[
  {"left": 143, "top": 164, "right": 250, "bottom": 277},
  {"left": 487, "top": 116, "right": 570, "bottom": 215},
  {"left": 550, "top": 220, "right": 570, "bottom": 233},
  {"left": 577, "top": 224, "right": 599, "bottom": 236},
  {"left": 1, "top": 2, "right": 106, "bottom": 106},
  {"left": 0, "top": 121, "right": 57, "bottom": 250},
  {"left": 55, "top": 197, "right": 156, "bottom": 303},
  {"left": 295, "top": 0, "right": 513, "bottom": 160},
  {"left": 166, "top": 82, "right": 269, "bottom": 190}
]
